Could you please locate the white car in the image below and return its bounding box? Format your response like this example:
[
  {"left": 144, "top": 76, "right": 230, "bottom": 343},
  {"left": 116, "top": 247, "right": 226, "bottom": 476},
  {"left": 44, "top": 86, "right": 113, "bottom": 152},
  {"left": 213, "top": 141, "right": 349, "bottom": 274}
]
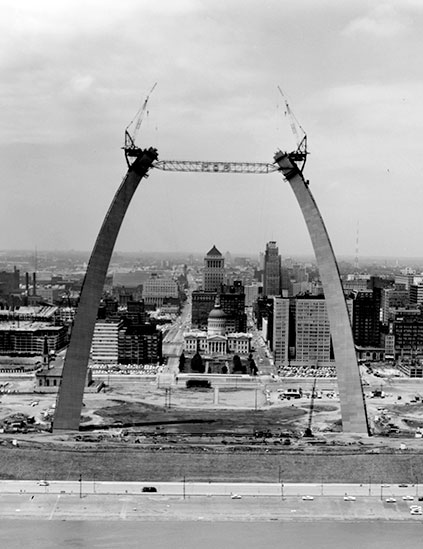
[
  {"left": 343, "top": 496, "right": 356, "bottom": 501},
  {"left": 386, "top": 497, "right": 396, "bottom": 503},
  {"left": 402, "top": 495, "right": 414, "bottom": 501},
  {"left": 231, "top": 494, "right": 242, "bottom": 500},
  {"left": 37, "top": 480, "right": 49, "bottom": 486},
  {"left": 302, "top": 496, "right": 314, "bottom": 501},
  {"left": 410, "top": 507, "right": 422, "bottom": 515}
]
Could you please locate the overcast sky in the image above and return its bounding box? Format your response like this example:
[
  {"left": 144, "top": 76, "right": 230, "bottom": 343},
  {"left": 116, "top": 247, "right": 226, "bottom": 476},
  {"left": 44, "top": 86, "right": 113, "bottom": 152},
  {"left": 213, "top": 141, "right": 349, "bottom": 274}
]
[{"left": 1, "top": 0, "right": 423, "bottom": 260}]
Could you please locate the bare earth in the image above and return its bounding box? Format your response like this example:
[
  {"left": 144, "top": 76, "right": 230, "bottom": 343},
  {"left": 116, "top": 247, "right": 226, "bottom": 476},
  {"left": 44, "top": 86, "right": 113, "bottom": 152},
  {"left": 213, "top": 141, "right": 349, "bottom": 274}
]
[{"left": 0, "top": 369, "right": 423, "bottom": 486}]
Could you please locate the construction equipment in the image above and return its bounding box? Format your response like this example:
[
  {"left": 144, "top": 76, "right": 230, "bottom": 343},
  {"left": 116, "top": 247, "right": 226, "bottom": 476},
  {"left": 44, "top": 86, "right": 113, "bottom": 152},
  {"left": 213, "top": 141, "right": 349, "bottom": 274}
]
[
  {"left": 304, "top": 376, "right": 317, "bottom": 437},
  {"left": 277, "top": 86, "right": 308, "bottom": 172},
  {"left": 124, "top": 83, "right": 157, "bottom": 167},
  {"left": 153, "top": 159, "right": 278, "bottom": 174}
]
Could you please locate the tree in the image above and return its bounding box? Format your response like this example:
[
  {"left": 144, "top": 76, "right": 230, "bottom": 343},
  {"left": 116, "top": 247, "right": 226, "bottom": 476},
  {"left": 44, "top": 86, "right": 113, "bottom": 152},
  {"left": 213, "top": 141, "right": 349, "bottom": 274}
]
[
  {"left": 232, "top": 354, "right": 245, "bottom": 374},
  {"left": 248, "top": 356, "right": 258, "bottom": 376},
  {"left": 179, "top": 352, "right": 186, "bottom": 372},
  {"left": 191, "top": 352, "right": 204, "bottom": 373}
]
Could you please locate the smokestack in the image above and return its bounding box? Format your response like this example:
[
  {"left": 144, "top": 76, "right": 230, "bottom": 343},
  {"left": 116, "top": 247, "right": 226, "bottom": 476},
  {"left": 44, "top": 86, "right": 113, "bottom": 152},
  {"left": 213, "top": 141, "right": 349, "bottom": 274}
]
[
  {"left": 25, "top": 273, "right": 29, "bottom": 296},
  {"left": 32, "top": 272, "right": 36, "bottom": 296}
]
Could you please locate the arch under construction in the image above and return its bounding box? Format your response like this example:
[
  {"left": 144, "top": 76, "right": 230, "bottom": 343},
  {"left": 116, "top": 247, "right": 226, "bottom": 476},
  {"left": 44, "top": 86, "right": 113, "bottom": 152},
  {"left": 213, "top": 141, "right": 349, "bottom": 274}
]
[{"left": 53, "top": 146, "right": 368, "bottom": 435}]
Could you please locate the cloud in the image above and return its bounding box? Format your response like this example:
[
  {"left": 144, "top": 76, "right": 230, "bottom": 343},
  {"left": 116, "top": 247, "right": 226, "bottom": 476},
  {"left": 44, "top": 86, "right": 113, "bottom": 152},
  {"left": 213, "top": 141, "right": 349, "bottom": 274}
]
[
  {"left": 313, "top": 82, "right": 423, "bottom": 137},
  {"left": 343, "top": 4, "right": 410, "bottom": 37}
]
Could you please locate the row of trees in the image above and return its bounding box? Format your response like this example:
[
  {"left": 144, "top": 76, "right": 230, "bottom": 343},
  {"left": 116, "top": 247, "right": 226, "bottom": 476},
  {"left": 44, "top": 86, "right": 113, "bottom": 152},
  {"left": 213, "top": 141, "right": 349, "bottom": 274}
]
[{"left": 179, "top": 352, "right": 258, "bottom": 375}]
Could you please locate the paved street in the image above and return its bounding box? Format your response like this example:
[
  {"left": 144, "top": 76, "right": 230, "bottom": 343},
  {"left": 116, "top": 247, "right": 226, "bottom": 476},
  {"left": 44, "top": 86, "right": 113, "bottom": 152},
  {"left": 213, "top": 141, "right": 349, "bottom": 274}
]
[
  {"left": 1, "top": 480, "right": 420, "bottom": 498},
  {"left": 0, "top": 481, "right": 421, "bottom": 522}
]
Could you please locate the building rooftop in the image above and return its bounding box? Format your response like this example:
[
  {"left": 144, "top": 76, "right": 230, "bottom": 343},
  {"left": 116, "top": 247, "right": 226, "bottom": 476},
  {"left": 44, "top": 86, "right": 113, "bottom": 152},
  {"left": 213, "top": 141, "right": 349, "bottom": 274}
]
[
  {"left": 0, "top": 321, "right": 63, "bottom": 332},
  {"left": 206, "top": 245, "right": 222, "bottom": 257}
]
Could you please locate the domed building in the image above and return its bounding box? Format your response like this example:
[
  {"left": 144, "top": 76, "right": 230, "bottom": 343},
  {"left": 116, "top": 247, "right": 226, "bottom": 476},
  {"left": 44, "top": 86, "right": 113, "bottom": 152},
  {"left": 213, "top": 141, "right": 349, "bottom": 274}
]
[
  {"left": 184, "top": 296, "right": 251, "bottom": 370},
  {"left": 207, "top": 296, "right": 226, "bottom": 336},
  {"left": 207, "top": 296, "right": 228, "bottom": 354}
]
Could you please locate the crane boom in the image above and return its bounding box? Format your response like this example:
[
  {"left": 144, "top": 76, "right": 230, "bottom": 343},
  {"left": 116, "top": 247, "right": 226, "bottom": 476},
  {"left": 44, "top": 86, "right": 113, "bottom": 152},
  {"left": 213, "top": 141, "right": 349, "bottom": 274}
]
[
  {"left": 124, "top": 83, "right": 157, "bottom": 167},
  {"left": 277, "top": 86, "right": 308, "bottom": 172},
  {"left": 153, "top": 159, "right": 278, "bottom": 174}
]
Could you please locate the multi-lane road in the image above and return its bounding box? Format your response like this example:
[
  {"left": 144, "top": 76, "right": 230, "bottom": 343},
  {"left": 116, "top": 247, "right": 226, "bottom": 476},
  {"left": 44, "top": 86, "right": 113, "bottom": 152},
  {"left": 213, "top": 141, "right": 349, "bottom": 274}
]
[
  {"left": 162, "top": 294, "right": 192, "bottom": 373},
  {"left": 0, "top": 480, "right": 421, "bottom": 498}
]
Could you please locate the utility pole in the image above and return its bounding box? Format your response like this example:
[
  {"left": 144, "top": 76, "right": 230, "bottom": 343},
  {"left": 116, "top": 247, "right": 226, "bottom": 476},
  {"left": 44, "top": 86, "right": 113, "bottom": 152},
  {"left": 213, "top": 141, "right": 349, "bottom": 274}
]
[{"left": 79, "top": 473, "right": 82, "bottom": 499}]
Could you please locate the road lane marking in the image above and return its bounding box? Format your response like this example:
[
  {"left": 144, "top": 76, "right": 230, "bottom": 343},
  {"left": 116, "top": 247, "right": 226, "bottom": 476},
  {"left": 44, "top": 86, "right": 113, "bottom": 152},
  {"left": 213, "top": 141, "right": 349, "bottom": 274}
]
[{"left": 48, "top": 495, "right": 60, "bottom": 520}]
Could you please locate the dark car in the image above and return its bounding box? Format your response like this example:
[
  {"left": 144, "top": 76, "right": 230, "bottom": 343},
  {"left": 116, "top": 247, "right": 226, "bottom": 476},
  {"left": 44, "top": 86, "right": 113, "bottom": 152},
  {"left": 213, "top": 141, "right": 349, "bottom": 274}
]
[{"left": 142, "top": 486, "right": 157, "bottom": 493}]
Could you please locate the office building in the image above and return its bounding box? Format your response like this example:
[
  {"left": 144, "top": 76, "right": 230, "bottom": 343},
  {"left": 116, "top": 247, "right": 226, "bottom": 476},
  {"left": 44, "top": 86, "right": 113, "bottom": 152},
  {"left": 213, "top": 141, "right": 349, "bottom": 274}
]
[
  {"left": 295, "top": 297, "right": 332, "bottom": 365},
  {"left": 351, "top": 290, "right": 381, "bottom": 347},
  {"left": 90, "top": 320, "right": 123, "bottom": 363},
  {"left": 272, "top": 297, "right": 290, "bottom": 366},
  {"left": 118, "top": 324, "right": 162, "bottom": 364},
  {"left": 263, "top": 241, "right": 281, "bottom": 296},
  {"left": 142, "top": 274, "right": 179, "bottom": 307},
  {"left": 381, "top": 286, "right": 409, "bottom": 324},
  {"left": 0, "top": 322, "right": 66, "bottom": 356},
  {"left": 203, "top": 245, "right": 225, "bottom": 292}
]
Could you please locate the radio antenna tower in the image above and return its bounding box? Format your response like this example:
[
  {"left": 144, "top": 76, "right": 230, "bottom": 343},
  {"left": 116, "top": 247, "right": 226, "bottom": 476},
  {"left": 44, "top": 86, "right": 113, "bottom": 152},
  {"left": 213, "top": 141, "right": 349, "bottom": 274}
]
[{"left": 355, "top": 221, "right": 360, "bottom": 273}]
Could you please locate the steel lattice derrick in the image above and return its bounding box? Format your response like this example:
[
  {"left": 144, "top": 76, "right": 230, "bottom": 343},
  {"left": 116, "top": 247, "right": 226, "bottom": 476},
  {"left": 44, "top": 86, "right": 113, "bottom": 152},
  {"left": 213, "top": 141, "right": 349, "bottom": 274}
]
[{"left": 153, "top": 160, "right": 279, "bottom": 174}]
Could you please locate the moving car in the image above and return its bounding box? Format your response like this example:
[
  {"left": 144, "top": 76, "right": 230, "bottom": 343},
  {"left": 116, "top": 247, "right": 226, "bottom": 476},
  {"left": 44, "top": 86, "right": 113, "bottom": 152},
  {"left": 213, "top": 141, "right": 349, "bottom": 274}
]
[
  {"left": 386, "top": 497, "right": 396, "bottom": 503},
  {"left": 231, "top": 494, "right": 242, "bottom": 499},
  {"left": 402, "top": 495, "right": 414, "bottom": 501},
  {"left": 37, "top": 480, "right": 49, "bottom": 486},
  {"left": 343, "top": 496, "right": 356, "bottom": 501},
  {"left": 302, "top": 496, "right": 314, "bottom": 501},
  {"left": 142, "top": 486, "right": 157, "bottom": 493}
]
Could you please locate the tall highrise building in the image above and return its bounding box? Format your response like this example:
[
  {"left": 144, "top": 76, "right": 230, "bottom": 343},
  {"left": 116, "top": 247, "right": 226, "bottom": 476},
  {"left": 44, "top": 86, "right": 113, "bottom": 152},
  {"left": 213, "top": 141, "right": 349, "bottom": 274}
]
[
  {"left": 351, "top": 289, "right": 381, "bottom": 347},
  {"left": 295, "top": 297, "right": 331, "bottom": 365},
  {"left": 90, "top": 320, "right": 123, "bottom": 363},
  {"left": 203, "top": 245, "right": 225, "bottom": 292},
  {"left": 273, "top": 297, "right": 290, "bottom": 366},
  {"left": 272, "top": 295, "right": 333, "bottom": 368},
  {"left": 263, "top": 241, "right": 281, "bottom": 296}
]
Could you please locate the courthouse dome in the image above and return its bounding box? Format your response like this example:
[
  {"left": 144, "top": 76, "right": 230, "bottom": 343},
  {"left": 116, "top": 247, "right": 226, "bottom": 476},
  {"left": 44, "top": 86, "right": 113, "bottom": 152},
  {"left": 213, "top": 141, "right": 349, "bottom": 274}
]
[{"left": 207, "top": 295, "right": 227, "bottom": 336}]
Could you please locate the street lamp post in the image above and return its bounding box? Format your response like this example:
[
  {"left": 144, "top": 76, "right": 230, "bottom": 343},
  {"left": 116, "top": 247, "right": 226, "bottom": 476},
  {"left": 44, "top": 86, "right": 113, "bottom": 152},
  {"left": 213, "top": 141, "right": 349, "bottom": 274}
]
[{"left": 79, "top": 473, "right": 82, "bottom": 499}]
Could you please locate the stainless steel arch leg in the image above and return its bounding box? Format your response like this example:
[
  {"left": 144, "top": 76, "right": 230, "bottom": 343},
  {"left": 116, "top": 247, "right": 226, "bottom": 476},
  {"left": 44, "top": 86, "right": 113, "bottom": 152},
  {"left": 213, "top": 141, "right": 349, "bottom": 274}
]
[
  {"left": 53, "top": 148, "right": 158, "bottom": 431},
  {"left": 274, "top": 151, "right": 369, "bottom": 434}
]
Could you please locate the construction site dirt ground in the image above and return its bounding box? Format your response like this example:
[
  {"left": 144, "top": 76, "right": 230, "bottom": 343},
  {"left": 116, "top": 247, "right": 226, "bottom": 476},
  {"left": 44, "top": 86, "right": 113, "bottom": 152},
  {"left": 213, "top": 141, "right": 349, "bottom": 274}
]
[{"left": 0, "top": 369, "right": 423, "bottom": 483}]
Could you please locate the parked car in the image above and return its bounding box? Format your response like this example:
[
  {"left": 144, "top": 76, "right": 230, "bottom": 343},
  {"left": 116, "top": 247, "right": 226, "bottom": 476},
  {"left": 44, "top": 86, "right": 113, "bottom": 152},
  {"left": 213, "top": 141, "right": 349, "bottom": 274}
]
[{"left": 142, "top": 486, "right": 157, "bottom": 493}]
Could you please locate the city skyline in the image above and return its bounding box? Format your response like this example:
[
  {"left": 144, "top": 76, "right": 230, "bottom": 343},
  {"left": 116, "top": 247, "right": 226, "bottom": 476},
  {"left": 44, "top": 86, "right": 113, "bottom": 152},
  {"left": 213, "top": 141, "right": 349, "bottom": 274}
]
[{"left": 2, "top": 1, "right": 423, "bottom": 258}]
